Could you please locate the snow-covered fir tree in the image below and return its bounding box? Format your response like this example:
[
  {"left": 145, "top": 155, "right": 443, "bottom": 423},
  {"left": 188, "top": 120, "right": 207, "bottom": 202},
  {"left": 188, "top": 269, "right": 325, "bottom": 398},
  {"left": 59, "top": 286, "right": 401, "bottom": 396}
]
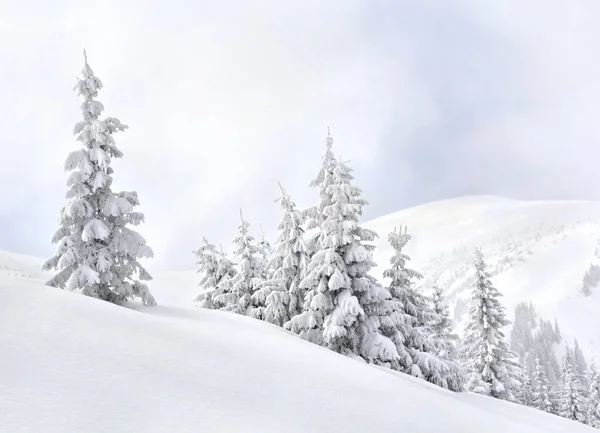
[
  {"left": 304, "top": 128, "right": 337, "bottom": 256},
  {"left": 286, "top": 157, "right": 398, "bottom": 366},
  {"left": 215, "top": 211, "right": 264, "bottom": 318},
  {"left": 193, "top": 238, "right": 237, "bottom": 309},
  {"left": 554, "top": 318, "right": 562, "bottom": 343},
  {"left": 573, "top": 339, "right": 589, "bottom": 382},
  {"left": 461, "top": 248, "right": 525, "bottom": 401},
  {"left": 380, "top": 227, "right": 464, "bottom": 391},
  {"left": 257, "top": 227, "right": 273, "bottom": 280},
  {"left": 532, "top": 357, "right": 555, "bottom": 414},
  {"left": 558, "top": 352, "right": 587, "bottom": 423},
  {"left": 430, "top": 282, "right": 461, "bottom": 363},
  {"left": 254, "top": 183, "right": 309, "bottom": 327},
  {"left": 43, "top": 51, "right": 155, "bottom": 306},
  {"left": 587, "top": 363, "right": 600, "bottom": 428}
]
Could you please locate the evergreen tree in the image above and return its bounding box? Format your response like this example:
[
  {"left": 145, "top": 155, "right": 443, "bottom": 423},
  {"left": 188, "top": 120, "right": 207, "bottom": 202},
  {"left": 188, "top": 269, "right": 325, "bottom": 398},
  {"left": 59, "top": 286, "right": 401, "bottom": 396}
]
[
  {"left": 573, "top": 339, "right": 589, "bottom": 381},
  {"left": 193, "top": 238, "right": 237, "bottom": 309},
  {"left": 380, "top": 228, "right": 464, "bottom": 391},
  {"left": 43, "top": 51, "right": 155, "bottom": 306},
  {"left": 430, "top": 283, "right": 460, "bottom": 362},
  {"left": 257, "top": 228, "right": 273, "bottom": 279},
  {"left": 554, "top": 318, "right": 562, "bottom": 343},
  {"left": 587, "top": 363, "right": 600, "bottom": 428},
  {"left": 532, "top": 357, "right": 555, "bottom": 414},
  {"left": 461, "top": 248, "right": 525, "bottom": 401},
  {"left": 304, "top": 128, "right": 337, "bottom": 255},
  {"left": 215, "top": 211, "right": 264, "bottom": 317},
  {"left": 287, "top": 156, "right": 398, "bottom": 365},
  {"left": 254, "top": 183, "right": 309, "bottom": 327},
  {"left": 558, "top": 353, "right": 587, "bottom": 423}
]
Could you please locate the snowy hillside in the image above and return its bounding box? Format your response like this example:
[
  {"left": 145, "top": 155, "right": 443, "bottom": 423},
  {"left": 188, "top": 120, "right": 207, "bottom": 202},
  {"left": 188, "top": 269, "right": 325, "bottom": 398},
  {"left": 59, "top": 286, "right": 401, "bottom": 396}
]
[
  {"left": 1, "top": 274, "right": 594, "bottom": 433},
  {"left": 364, "top": 195, "right": 600, "bottom": 359}
]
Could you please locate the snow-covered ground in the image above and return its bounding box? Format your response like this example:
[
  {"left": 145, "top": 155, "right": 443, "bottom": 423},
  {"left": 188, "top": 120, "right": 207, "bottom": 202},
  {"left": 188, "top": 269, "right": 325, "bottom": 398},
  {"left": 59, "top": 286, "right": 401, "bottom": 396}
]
[
  {"left": 3, "top": 194, "right": 600, "bottom": 432},
  {"left": 1, "top": 272, "right": 594, "bottom": 432}
]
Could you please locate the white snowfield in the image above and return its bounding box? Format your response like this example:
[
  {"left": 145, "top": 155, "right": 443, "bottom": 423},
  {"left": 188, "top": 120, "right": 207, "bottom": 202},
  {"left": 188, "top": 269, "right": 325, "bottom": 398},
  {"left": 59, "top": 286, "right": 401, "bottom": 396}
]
[
  {"left": 1, "top": 275, "right": 594, "bottom": 433},
  {"left": 2, "top": 195, "right": 600, "bottom": 432}
]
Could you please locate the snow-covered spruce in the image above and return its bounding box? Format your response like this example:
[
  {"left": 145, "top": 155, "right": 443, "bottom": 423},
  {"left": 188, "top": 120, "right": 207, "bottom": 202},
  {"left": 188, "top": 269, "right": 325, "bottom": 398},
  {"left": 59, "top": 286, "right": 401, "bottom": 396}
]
[
  {"left": 287, "top": 155, "right": 398, "bottom": 365},
  {"left": 253, "top": 183, "right": 309, "bottom": 327},
  {"left": 304, "top": 128, "right": 337, "bottom": 256},
  {"left": 381, "top": 227, "right": 464, "bottom": 391},
  {"left": 430, "top": 282, "right": 461, "bottom": 362},
  {"left": 193, "top": 238, "right": 237, "bottom": 309},
  {"left": 587, "top": 363, "right": 600, "bottom": 428},
  {"left": 215, "top": 211, "right": 265, "bottom": 317},
  {"left": 461, "top": 249, "right": 525, "bottom": 401},
  {"left": 558, "top": 352, "right": 587, "bottom": 423},
  {"left": 43, "top": 52, "right": 155, "bottom": 306},
  {"left": 532, "top": 357, "right": 554, "bottom": 414}
]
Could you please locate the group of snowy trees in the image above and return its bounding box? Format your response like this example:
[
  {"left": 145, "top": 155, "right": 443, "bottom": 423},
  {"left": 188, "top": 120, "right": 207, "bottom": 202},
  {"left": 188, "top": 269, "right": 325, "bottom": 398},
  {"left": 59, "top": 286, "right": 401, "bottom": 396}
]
[
  {"left": 508, "top": 299, "right": 600, "bottom": 427},
  {"left": 43, "top": 54, "right": 600, "bottom": 428},
  {"left": 193, "top": 130, "right": 465, "bottom": 391}
]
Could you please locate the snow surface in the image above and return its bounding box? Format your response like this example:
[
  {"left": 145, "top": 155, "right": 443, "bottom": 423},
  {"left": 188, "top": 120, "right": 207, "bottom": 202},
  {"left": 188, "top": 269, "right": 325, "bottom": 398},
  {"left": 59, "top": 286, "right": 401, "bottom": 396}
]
[
  {"left": 3, "top": 195, "right": 600, "bottom": 432},
  {"left": 1, "top": 271, "right": 595, "bottom": 432}
]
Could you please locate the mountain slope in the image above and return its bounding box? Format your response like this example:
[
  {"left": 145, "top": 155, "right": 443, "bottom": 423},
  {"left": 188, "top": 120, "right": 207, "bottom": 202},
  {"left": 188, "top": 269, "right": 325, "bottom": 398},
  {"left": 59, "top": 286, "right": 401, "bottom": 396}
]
[
  {"left": 0, "top": 275, "right": 594, "bottom": 433},
  {"left": 364, "top": 195, "right": 600, "bottom": 358}
]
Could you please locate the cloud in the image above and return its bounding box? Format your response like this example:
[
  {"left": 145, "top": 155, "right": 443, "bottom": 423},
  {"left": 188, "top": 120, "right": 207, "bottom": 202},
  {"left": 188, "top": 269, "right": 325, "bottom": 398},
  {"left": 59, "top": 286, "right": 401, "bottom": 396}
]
[{"left": 1, "top": 1, "right": 600, "bottom": 271}]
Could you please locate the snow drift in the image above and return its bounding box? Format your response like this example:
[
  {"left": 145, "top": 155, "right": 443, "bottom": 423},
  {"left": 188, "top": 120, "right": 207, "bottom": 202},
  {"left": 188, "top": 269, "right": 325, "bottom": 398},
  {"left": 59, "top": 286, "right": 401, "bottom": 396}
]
[{"left": 0, "top": 272, "right": 594, "bottom": 432}]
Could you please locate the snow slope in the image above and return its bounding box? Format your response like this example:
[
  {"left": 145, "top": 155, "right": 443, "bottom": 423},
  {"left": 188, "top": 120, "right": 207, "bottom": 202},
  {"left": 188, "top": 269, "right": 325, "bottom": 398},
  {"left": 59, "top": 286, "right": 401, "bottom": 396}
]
[
  {"left": 364, "top": 195, "right": 600, "bottom": 359},
  {"left": 1, "top": 274, "right": 594, "bottom": 433}
]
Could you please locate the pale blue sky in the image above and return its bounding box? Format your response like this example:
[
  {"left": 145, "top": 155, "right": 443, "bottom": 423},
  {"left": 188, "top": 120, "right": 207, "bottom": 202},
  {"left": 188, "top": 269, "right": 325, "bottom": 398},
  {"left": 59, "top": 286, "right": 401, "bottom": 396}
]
[{"left": 1, "top": 0, "right": 599, "bottom": 270}]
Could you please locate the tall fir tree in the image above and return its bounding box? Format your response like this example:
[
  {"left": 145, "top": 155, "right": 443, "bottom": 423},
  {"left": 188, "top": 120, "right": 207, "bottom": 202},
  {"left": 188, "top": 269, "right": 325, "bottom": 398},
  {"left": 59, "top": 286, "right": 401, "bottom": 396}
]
[
  {"left": 573, "top": 339, "right": 589, "bottom": 382},
  {"left": 558, "top": 353, "right": 587, "bottom": 423},
  {"left": 304, "top": 128, "right": 337, "bottom": 256},
  {"left": 193, "top": 238, "right": 237, "bottom": 309},
  {"left": 461, "top": 248, "right": 525, "bottom": 401},
  {"left": 215, "top": 211, "right": 264, "bottom": 317},
  {"left": 379, "top": 228, "right": 464, "bottom": 391},
  {"left": 430, "top": 283, "right": 461, "bottom": 361},
  {"left": 254, "top": 183, "right": 309, "bottom": 326},
  {"left": 43, "top": 51, "right": 155, "bottom": 306},
  {"left": 532, "top": 357, "right": 555, "bottom": 414},
  {"left": 554, "top": 318, "right": 562, "bottom": 343},
  {"left": 587, "top": 363, "right": 600, "bottom": 428},
  {"left": 287, "top": 156, "right": 398, "bottom": 365}
]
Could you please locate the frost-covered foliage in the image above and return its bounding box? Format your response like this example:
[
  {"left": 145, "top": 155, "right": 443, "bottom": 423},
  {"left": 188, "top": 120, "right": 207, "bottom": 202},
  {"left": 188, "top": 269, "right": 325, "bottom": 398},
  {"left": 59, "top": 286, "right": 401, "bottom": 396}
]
[
  {"left": 254, "top": 184, "right": 309, "bottom": 327},
  {"left": 532, "top": 357, "right": 555, "bottom": 414},
  {"left": 193, "top": 238, "right": 237, "bottom": 309},
  {"left": 215, "top": 213, "right": 264, "bottom": 317},
  {"left": 287, "top": 153, "right": 397, "bottom": 366},
  {"left": 43, "top": 52, "right": 155, "bottom": 306},
  {"left": 304, "top": 129, "right": 337, "bottom": 255},
  {"left": 257, "top": 229, "right": 273, "bottom": 279},
  {"left": 558, "top": 353, "right": 587, "bottom": 423},
  {"left": 587, "top": 363, "right": 600, "bottom": 428},
  {"left": 381, "top": 227, "right": 464, "bottom": 391},
  {"left": 430, "top": 283, "right": 460, "bottom": 361},
  {"left": 461, "top": 249, "right": 525, "bottom": 401}
]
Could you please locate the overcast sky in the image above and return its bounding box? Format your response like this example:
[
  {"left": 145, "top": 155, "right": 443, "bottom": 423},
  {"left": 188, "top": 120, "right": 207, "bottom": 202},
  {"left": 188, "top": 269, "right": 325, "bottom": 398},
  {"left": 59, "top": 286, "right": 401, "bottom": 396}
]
[{"left": 1, "top": 0, "right": 599, "bottom": 271}]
